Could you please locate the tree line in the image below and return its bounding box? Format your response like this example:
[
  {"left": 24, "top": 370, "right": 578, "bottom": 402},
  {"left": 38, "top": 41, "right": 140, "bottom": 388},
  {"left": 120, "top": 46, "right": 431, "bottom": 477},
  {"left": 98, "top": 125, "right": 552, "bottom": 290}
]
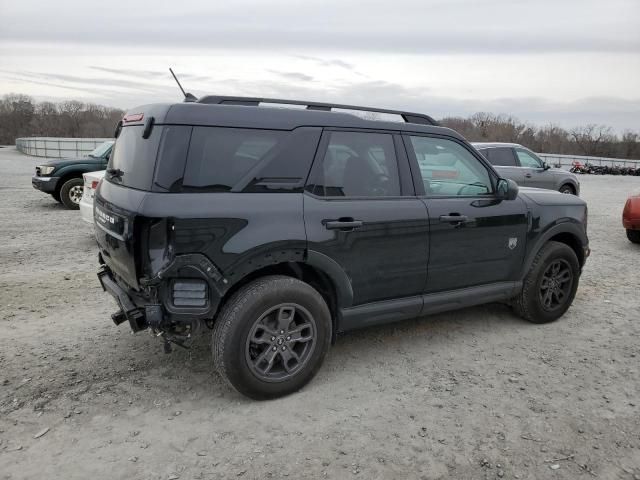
[
  {"left": 440, "top": 113, "right": 639, "bottom": 159},
  {"left": 0, "top": 94, "right": 123, "bottom": 144},
  {"left": 1, "top": 94, "right": 638, "bottom": 159}
]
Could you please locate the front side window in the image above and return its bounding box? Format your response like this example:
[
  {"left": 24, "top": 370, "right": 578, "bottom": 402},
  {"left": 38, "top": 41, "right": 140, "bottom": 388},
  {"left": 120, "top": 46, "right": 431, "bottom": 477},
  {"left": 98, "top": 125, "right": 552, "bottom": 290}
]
[
  {"left": 409, "top": 136, "right": 493, "bottom": 196},
  {"left": 311, "top": 131, "right": 400, "bottom": 197},
  {"left": 515, "top": 148, "right": 543, "bottom": 168}
]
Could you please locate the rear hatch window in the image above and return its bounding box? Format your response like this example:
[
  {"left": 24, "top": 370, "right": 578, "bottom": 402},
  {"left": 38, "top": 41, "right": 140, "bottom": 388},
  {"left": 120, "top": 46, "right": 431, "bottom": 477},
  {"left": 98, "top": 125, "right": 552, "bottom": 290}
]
[{"left": 106, "top": 125, "right": 163, "bottom": 190}]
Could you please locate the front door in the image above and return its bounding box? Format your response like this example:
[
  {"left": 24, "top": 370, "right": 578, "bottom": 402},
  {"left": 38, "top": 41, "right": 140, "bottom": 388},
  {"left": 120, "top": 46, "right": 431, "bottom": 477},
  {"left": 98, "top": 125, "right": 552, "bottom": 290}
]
[
  {"left": 404, "top": 134, "right": 529, "bottom": 293},
  {"left": 515, "top": 147, "right": 552, "bottom": 189},
  {"left": 304, "top": 130, "right": 429, "bottom": 306}
]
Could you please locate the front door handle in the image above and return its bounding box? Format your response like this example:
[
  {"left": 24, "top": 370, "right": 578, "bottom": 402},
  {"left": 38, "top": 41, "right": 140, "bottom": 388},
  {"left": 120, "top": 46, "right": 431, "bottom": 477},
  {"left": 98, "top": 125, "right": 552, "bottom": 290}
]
[
  {"left": 439, "top": 214, "right": 468, "bottom": 224},
  {"left": 325, "top": 219, "right": 364, "bottom": 230},
  {"left": 525, "top": 173, "right": 532, "bottom": 178}
]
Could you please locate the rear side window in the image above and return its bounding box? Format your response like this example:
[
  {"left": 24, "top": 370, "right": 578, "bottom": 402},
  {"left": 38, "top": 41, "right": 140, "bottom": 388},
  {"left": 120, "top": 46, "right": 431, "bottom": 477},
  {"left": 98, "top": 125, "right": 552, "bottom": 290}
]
[
  {"left": 481, "top": 147, "right": 517, "bottom": 166},
  {"left": 309, "top": 131, "right": 400, "bottom": 197},
  {"left": 107, "top": 125, "right": 163, "bottom": 190},
  {"left": 179, "top": 127, "right": 319, "bottom": 193}
]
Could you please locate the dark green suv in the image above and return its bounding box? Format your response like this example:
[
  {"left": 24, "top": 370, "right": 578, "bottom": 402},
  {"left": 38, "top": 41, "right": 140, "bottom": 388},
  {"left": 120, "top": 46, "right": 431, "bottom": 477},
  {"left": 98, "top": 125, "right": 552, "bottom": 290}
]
[
  {"left": 31, "top": 141, "right": 113, "bottom": 209},
  {"left": 95, "top": 97, "right": 589, "bottom": 399}
]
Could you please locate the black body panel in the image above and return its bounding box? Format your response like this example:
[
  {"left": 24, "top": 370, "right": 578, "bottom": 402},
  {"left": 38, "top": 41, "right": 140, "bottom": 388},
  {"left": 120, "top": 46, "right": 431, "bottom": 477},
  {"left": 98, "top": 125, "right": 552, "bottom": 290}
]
[{"left": 96, "top": 99, "right": 589, "bottom": 339}]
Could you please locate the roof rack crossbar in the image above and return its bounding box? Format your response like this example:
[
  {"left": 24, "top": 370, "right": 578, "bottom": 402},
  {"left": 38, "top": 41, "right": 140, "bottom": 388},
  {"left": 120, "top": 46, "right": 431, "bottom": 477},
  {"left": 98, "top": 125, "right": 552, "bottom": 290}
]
[{"left": 196, "top": 96, "right": 438, "bottom": 126}]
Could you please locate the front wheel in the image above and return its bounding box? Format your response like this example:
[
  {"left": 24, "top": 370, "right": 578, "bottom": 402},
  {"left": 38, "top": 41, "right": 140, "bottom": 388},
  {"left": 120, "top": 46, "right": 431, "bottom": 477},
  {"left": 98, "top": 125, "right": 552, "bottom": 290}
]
[
  {"left": 513, "top": 241, "right": 580, "bottom": 323},
  {"left": 627, "top": 229, "right": 640, "bottom": 244},
  {"left": 59, "top": 177, "right": 83, "bottom": 210},
  {"left": 212, "top": 276, "right": 332, "bottom": 400}
]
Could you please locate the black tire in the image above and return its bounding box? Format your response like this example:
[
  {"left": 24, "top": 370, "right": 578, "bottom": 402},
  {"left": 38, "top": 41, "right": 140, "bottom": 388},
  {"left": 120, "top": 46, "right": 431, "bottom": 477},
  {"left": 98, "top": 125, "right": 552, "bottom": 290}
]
[
  {"left": 212, "top": 275, "right": 332, "bottom": 400},
  {"left": 51, "top": 190, "right": 62, "bottom": 203},
  {"left": 513, "top": 241, "right": 580, "bottom": 324},
  {"left": 559, "top": 184, "right": 575, "bottom": 195},
  {"left": 59, "top": 177, "right": 83, "bottom": 210},
  {"left": 627, "top": 229, "right": 640, "bottom": 244}
]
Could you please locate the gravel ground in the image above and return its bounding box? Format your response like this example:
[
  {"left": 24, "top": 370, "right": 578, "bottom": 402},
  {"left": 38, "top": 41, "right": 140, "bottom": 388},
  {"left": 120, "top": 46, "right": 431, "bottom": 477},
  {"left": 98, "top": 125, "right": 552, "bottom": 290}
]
[{"left": 1, "top": 145, "right": 639, "bottom": 480}]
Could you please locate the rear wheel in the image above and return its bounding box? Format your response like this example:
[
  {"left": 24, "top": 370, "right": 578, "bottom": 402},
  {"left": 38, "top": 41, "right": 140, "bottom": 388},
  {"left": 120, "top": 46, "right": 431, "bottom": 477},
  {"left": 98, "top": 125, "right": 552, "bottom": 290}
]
[
  {"left": 559, "top": 184, "right": 575, "bottom": 195},
  {"left": 627, "top": 229, "right": 640, "bottom": 244},
  {"left": 212, "top": 276, "right": 332, "bottom": 400},
  {"left": 513, "top": 241, "right": 580, "bottom": 323},
  {"left": 59, "top": 177, "right": 83, "bottom": 210}
]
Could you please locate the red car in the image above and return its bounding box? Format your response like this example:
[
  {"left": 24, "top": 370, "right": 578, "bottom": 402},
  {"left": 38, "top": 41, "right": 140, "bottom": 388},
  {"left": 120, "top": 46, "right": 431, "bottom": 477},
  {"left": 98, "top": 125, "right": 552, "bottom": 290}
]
[{"left": 623, "top": 194, "right": 640, "bottom": 243}]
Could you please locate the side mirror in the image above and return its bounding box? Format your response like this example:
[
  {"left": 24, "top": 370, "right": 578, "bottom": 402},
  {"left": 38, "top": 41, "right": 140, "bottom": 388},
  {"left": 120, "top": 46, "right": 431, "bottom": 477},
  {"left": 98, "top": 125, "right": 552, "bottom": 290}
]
[
  {"left": 496, "top": 178, "right": 519, "bottom": 201},
  {"left": 543, "top": 162, "right": 551, "bottom": 171}
]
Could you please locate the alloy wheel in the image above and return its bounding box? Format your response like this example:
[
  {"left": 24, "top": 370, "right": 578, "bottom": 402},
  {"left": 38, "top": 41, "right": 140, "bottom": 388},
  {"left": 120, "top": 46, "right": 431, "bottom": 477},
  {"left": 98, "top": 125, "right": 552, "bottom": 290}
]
[
  {"left": 245, "top": 303, "right": 317, "bottom": 382},
  {"left": 539, "top": 259, "right": 573, "bottom": 311}
]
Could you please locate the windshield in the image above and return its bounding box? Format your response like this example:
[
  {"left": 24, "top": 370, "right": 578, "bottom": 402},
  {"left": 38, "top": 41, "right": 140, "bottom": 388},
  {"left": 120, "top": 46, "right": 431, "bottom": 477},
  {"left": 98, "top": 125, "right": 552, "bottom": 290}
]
[{"left": 89, "top": 141, "right": 114, "bottom": 158}]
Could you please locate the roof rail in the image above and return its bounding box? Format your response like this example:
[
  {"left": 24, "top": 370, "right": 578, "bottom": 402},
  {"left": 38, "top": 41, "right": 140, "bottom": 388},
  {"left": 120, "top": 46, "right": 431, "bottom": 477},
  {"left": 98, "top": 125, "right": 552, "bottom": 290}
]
[{"left": 196, "top": 96, "right": 438, "bottom": 126}]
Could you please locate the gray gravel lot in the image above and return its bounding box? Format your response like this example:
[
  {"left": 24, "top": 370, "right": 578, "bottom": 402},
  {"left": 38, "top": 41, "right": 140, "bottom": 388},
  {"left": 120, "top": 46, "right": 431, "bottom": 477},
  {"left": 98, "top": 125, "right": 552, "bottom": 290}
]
[{"left": 1, "top": 145, "right": 639, "bottom": 480}]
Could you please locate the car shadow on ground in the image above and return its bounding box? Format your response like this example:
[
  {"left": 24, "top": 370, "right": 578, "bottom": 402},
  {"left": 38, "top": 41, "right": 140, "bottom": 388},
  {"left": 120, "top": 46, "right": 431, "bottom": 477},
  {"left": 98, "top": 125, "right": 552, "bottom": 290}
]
[{"left": 91, "top": 302, "right": 531, "bottom": 400}]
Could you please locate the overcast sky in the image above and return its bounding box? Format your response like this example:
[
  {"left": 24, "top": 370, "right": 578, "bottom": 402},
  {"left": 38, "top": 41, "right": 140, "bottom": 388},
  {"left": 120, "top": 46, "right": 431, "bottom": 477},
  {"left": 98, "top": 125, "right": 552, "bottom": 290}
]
[{"left": 1, "top": 0, "right": 639, "bottom": 130}]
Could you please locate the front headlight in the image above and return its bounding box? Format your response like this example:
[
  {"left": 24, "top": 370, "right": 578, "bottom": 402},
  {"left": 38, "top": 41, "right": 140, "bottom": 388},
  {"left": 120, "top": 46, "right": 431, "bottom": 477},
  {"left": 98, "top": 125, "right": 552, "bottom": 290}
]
[{"left": 38, "top": 165, "right": 56, "bottom": 175}]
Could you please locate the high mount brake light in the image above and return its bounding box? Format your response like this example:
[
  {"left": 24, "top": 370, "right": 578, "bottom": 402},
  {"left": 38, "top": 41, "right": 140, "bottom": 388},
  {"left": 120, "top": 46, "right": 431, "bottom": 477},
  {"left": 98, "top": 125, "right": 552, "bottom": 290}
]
[{"left": 123, "top": 113, "right": 144, "bottom": 123}]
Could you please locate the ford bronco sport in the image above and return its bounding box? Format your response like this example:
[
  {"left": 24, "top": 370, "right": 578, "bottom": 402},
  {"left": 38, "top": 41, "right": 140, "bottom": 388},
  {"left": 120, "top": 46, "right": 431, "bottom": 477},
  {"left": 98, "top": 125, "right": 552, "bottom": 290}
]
[{"left": 96, "top": 96, "right": 589, "bottom": 399}]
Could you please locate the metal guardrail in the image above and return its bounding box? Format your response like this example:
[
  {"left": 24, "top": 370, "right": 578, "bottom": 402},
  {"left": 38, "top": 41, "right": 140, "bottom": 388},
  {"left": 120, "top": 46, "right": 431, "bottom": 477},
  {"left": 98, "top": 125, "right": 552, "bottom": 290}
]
[
  {"left": 15, "top": 137, "right": 113, "bottom": 158},
  {"left": 538, "top": 153, "right": 640, "bottom": 168}
]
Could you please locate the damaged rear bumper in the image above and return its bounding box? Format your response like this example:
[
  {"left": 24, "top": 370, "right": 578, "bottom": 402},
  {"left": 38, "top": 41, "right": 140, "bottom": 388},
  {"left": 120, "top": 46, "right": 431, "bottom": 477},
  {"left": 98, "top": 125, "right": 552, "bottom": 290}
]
[{"left": 97, "top": 265, "right": 162, "bottom": 332}]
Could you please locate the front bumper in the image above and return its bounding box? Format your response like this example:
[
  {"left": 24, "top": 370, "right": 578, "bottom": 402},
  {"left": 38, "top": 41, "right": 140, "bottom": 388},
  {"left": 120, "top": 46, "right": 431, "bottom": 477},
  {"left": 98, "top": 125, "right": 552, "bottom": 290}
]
[{"left": 32, "top": 175, "right": 60, "bottom": 193}]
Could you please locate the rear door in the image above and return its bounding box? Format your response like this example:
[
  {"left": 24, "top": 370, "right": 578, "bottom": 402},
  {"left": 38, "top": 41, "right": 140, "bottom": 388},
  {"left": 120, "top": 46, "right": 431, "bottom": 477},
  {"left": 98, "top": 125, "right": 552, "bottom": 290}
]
[
  {"left": 304, "top": 129, "right": 429, "bottom": 307},
  {"left": 480, "top": 147, "right": 525, "bottom": 185},
  {"left": 405, "top": 135, "right": 529, "bottom": 293}
]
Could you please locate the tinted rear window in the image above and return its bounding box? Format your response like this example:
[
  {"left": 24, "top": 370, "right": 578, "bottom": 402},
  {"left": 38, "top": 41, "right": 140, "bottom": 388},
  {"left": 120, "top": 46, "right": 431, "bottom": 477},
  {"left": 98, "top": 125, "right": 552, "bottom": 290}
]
[
  {"left": 107, "top": 125, "right": 162, "bottom": 190},
  {"left": 178, "top": 126, "right": 320, "bottom": 193},
  {"left": 109, "top": 125, "right": 320, "bottom": 193},
  {"left": 481, "top": 147, "right": 517, "bottom": 166},
  {"left": 183, "top": 128, "right": 284, "bottom": 192}
]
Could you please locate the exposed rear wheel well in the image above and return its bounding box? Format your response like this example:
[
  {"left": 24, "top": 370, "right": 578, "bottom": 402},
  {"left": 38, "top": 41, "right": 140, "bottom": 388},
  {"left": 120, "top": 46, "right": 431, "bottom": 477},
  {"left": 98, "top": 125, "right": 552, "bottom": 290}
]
[
  {"left": 216, "top": 262, "right": 339, "bottom": 339},
  {"left": 548, "top": 232, "right": 584, "bottom": 266}
]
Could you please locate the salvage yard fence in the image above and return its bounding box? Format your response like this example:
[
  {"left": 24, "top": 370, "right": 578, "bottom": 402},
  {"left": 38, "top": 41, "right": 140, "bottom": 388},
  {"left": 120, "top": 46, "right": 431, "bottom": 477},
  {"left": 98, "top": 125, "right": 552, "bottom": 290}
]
[
  {"left": 538, "top": 153, "right": 640, "bottom": 169},
  {"left": 16, "top": 137, "right": 113, "bottom": 158}
]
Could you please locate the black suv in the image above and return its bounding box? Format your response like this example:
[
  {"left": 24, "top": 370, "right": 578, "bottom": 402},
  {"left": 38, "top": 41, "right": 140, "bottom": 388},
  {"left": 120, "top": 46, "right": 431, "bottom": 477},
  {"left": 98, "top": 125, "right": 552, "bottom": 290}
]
[{"left": 96, "top": 97, "right": 589, "bottom": 399}]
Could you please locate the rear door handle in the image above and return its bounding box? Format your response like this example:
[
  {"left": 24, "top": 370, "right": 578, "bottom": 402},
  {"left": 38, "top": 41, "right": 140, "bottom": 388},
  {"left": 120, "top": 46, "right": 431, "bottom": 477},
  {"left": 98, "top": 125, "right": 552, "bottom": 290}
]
[
  {"left": 525, "top": 173, "right": 532, "bottom": 178},
  {"left": 325, "top": 219, "right": 363, "bottom": 230},
  {"left": 439, "top": 214, "right": 468, "bottom": 224}
]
